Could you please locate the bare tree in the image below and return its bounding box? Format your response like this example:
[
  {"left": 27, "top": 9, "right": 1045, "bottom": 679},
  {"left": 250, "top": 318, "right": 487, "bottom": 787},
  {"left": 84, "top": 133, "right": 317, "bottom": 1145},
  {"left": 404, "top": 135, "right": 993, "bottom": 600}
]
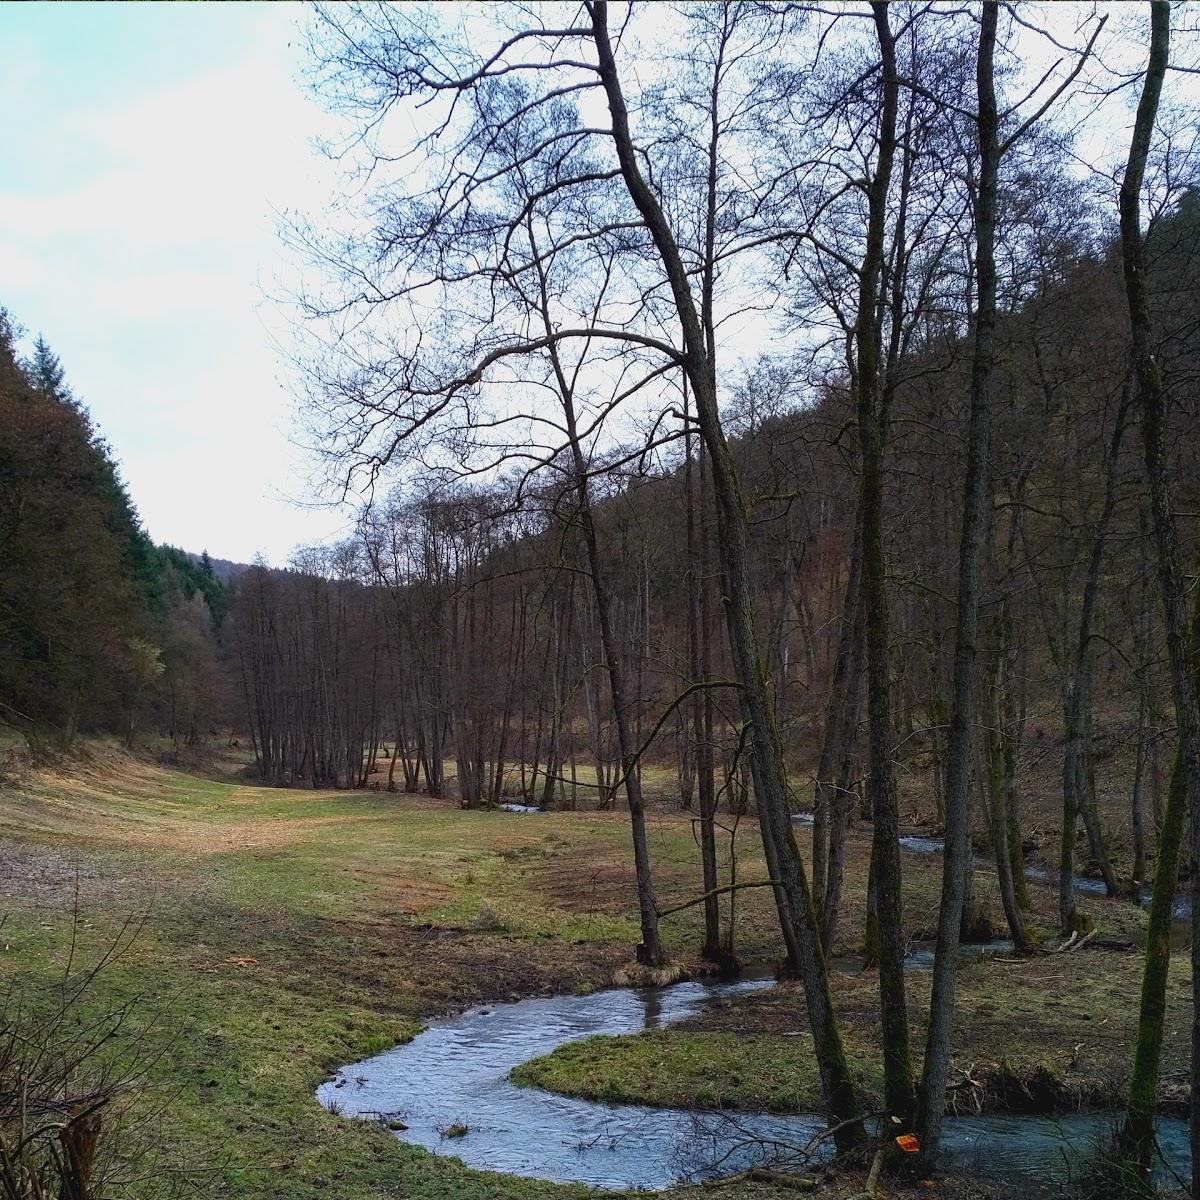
[
  {"left": 916, "top": 4, "right": 1107, "bottom": 1164},
  {"left": 1115, "top": 1, "right": 1200, "bottom": 1183}
]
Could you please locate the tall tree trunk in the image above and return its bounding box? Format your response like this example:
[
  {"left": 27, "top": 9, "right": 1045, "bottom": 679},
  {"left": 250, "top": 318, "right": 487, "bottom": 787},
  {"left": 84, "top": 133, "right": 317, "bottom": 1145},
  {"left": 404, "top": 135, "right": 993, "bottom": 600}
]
[
  {"left": 1058, "top": 688, "right": 1083, "bottom": 934},
  {"left": 700, "top": 445, "right": 724, "bottom": 956},
  {"left": 566, "top": 400, "right": 663, "bottom": 965},
  {"left": 1131, "top": 693, "right": 1149, "bottom": 887},
  {"left": 1079, "top": 726, "right": 1120, "bottom": 896},
  {"left": 915, "top": 2, "right": 998, "bottom": 1168},
  {"left": 856, "top": 1, "right": 913, "bottom": 1128},
  {"left": 1117, "top": 575, "right": 1196, "bottom": 1181},
  {"left": 1132, "top": 510, "right": 1156, "bottom": 886},
  {"left": 1119, "top": 742, "right": 1186, "bottom": 1178},
  {"left": 823, "top": 605, "right": 865, "bottom": 952},
  {"left": 590, "top": 1, "right": 864, "bottom": 1148},
  {"left": 984, "top": 614, "right": 1032, "bottom": 954},
  {"left": 1060, "top": 385, "right": 1132, "bottom": 924},
  {"left": 527, "top": 223, "right": 665, "bottom": 967},
  {"left": 686, "top": 383, "right": 723, "bottom": 961},
  {"left": 814, "top": 505, "right": 864, "bottom": 946},
  {"left": 1003, "top": 643, "right": 1030, "bottom": 910},
  {"left": 1118, "top": 8, "right": 1200, "bottom": 1183}
]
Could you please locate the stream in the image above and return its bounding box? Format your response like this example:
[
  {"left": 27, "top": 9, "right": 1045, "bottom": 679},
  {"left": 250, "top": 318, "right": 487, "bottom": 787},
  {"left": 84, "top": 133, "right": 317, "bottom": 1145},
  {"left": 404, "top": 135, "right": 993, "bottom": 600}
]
[
  {"left": 319, "top": 972, "right": 1188, "bottom": 1191},
  {"left": 795, "top": 812, "right": 1192, "bottom": 922},
  {"left": 318, "top": 809, "right": 1188, "bottom": 1191}
]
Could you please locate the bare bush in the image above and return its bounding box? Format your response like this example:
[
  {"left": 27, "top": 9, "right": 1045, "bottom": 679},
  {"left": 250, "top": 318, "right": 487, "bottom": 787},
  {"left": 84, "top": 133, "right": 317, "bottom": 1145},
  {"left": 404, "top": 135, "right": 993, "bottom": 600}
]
[{"left": 0, "top": 914, "right": 179, "bottom": 1200}]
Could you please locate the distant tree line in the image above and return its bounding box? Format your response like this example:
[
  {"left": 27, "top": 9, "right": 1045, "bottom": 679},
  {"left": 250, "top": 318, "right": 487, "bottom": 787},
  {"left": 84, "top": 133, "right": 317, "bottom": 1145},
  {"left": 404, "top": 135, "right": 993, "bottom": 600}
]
[{"left": 226, "top": 186, "right": 1200, "bottom": 964}]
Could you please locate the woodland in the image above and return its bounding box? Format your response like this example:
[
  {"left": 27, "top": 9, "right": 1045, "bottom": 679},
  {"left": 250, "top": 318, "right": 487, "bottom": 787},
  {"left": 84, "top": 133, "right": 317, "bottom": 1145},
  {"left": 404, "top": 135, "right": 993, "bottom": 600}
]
[{"left": 0, "top": 2, "right": 1199, "bottom": 1199}]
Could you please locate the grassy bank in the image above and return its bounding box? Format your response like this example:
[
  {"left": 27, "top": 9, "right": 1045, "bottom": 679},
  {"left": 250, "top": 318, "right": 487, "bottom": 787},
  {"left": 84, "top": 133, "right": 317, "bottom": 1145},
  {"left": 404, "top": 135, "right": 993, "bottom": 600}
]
[
  {"left": 514, "top": 948, "right": 1191, "bottom": 1118},
  {"left": 0, "top": 743, "right": 1169, "bottom": 1199},
  {"left": 514, "top": 1029, "right": 884, "bottom": 1114}
]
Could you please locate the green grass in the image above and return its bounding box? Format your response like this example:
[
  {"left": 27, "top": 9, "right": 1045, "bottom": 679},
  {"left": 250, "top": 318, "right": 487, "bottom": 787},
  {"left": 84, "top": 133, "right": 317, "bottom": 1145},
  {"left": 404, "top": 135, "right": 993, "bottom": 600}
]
[
  {"left": 513, "top": 1030, "right": 883, "bottom": 1113},
  {"left": 0, "top": 747, "right": 807, "bottom": 1198},
  {"left": 513, "top": 944, "right": 1193, "bottom": 1120},
  {"left": 0, "top": 755, "right": 661, "bottom": 1198},
  {"left": 0, "top": 742, "right": 1166, "bottom": 1198}
]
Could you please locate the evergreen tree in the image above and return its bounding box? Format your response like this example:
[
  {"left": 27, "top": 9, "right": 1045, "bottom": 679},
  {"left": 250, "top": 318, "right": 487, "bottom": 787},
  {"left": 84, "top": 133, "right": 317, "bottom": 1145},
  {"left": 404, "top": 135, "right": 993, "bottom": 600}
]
[
  {"left": 0, "top": 323, "right": 140, "bottom": 740},
  {"left": 27, "top": 335, "right": 72, "bottom": 406}
]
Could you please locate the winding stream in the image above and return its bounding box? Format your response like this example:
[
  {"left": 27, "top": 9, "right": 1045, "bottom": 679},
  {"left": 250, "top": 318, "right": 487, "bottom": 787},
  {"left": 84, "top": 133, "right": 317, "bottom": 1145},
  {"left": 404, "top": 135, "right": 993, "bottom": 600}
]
[
  {"left": 319, "top": 974, "right": 1188, "bottom": 1191},
  {"left": 319, "top": 809, "right": 1188, "bottom": 1190}
]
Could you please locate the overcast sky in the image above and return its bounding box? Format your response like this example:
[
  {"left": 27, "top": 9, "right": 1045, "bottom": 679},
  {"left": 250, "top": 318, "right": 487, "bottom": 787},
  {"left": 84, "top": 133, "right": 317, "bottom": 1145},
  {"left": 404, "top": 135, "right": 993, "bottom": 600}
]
[
  {"left": 1, "top": 3, "right": 1191, "bottom": 566},
  {"left": 0, "top": 1, "right": 353, "bottom": 565}
]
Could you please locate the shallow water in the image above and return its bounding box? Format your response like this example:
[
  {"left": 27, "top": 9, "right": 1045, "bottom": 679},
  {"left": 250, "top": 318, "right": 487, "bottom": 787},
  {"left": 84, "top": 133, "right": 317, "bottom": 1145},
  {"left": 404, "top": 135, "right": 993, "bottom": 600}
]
[
  {"left": 319, "top": 977, "right": 805, "bottom": 1190},
  {"left": 890, "top": 822, "right": 1188, "bottom": 919},
  {"left": 319, "top": 977, "right": 1189, "bottom": 1191}
]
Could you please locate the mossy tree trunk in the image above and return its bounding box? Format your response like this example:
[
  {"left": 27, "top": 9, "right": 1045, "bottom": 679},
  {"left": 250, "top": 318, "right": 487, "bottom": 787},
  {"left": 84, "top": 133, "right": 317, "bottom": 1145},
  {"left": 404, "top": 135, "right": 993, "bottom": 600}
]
[
  {"left": 1116, "top": 4, "right": 1200, "bottom": 1192},
  {"left": 1118, "top": 530, "right": 1198, "bottom": 1181},
  {"left": 1119, "top": 744, "right": 1186, "bottom": 1179}
]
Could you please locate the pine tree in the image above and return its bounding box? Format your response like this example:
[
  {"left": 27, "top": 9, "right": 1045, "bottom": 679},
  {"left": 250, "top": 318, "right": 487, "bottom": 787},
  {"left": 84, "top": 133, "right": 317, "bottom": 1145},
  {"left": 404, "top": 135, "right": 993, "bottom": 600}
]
[{"left": 28, "top": 335, "right": 72, "bottom": 406}]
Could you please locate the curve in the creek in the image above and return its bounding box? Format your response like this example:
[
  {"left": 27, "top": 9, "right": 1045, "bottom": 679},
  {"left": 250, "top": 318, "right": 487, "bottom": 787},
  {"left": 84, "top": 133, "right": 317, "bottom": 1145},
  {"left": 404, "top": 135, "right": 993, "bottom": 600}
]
[{"left": 318, "top": 975, "right": 1189, "bottom": 1191}]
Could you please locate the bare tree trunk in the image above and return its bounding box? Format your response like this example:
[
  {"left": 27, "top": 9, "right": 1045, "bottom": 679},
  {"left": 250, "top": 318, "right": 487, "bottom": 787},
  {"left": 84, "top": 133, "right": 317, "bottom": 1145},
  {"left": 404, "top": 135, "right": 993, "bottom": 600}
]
[
  {"left": 813, "top": 503, "right": 863, "bottom": 937},
  {"left": 984, "top": 614, "right": 1032, "bottom": 954},
  {"left": 1131, "top": 692, "right": 1149, "bottom": 887},
  {"left": 1058, "top": 684, "right": 1083, "bottom": 934},
  {"left": 1132, "top": 509, "right": 1155, "bottom": 886},
  {"left": 1060, "top": 385, "right": 1132, "bottom": 923},
  {"left": 820, "top": 576, "right": 865, "bottom": 952},
  {"left": 855, "top": 1, "right": 913, "bottom": 1128},
  {"left": 686, "top": 382, "right": 723, "bottom": 962},
  {"left": 1079, "top": 725, "right": 1120, "bottom": 895},
  {"left": 1004, "top": 646, "right": 1031, "bottom": 910},
  {"left": 528, "top": 231, "right": 665, "bottom": 967},
  {"left": 590, "top": 1, "right": 863, "bottom": 1147},
  {"left": 928, "top": 682, "right": 947, "bottom": 829},
  {"left": 569, "top": 414, "right": 663, "bottom": 965},
  {"left": 916, "top": 2, "right": 998, "bottom": 1167}
]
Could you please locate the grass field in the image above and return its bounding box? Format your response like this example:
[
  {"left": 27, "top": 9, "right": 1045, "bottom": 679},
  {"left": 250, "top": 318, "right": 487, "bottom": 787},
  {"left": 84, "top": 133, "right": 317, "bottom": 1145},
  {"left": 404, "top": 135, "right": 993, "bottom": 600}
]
[{"left": 0, "top": 741, "right": 1177, "bottom": 1199}]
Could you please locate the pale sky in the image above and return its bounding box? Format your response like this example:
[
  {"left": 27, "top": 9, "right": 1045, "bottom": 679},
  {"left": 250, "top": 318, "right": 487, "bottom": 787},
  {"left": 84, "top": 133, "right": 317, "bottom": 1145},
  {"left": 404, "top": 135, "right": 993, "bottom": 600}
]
[
  {"left": 0, "top": 1, "right": 354, "bottom": 565},
  {"left": 1, "top": 3, "right": 1191, "bottom": 565}
]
